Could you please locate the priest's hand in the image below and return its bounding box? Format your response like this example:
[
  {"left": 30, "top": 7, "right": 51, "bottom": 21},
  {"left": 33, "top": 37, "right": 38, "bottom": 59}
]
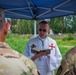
[
  {"left": 46, "top": 54, "right": 50, "bottom": 59},
  {"left": 31, "top": 52, "right": 47, "bottom": 61}
]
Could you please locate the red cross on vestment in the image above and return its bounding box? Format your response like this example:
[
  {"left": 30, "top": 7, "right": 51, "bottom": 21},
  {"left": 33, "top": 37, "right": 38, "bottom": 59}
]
[{"left": 49, "top": 43, "right": 55, "bottom": 50}]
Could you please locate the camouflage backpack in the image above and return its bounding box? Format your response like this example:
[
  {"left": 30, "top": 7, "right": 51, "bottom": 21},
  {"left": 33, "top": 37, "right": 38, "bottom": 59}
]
[{"left": 56, "top": 46, "right": 76, "bottom": 75}]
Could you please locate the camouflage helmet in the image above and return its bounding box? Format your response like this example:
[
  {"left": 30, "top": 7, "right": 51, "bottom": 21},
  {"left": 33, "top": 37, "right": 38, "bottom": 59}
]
[{"left": 56, "top": 46, "right": 76, "bottom": 75}]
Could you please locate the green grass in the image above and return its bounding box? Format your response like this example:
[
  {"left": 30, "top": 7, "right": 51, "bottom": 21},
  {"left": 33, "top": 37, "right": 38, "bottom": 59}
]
[
  {"left": 56, "top": 39, "right": 76, "bottom": 58},
  {"left": 5, "top": 34, "right": 76, "bottom": 58},
  {"left": 5, "top": 34, "right": 30, "bottom": 54},
  {"left": 6, "top": 38, "right": 28, "bottom": 54}
]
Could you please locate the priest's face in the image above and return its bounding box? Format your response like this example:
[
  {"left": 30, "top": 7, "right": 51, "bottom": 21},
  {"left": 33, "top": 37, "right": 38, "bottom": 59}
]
[{"left": 38, "top": 23, "right": 50, "bottom": 38}]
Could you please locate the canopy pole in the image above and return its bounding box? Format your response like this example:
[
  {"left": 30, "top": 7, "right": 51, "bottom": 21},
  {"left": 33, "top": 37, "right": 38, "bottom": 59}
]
[{"left": 34, "top": 20, "right": 36, "bottom": 37}]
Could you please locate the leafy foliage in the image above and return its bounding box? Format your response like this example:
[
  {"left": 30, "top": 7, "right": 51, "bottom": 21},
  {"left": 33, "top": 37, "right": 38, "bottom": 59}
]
[
  {"left": 10, "top": 15, "right": 76, "bottom": 34},
  {"left": 49, "top": 17, "right": 62, "bottom": 34}
]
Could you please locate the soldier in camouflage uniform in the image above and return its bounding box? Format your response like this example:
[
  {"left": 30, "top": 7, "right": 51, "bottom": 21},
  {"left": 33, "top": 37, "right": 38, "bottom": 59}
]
[
  {"left": 0, "top": 8, "right": 39, "bottom": 75},
  {"left": 56, "top": 46, "right": 76, "bottom": 75}
]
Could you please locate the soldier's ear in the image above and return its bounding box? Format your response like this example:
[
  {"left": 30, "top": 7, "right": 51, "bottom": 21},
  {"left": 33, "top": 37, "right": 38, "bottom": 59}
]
[{"left": 4, "top": 22, "right": 9, "bottom": 36}]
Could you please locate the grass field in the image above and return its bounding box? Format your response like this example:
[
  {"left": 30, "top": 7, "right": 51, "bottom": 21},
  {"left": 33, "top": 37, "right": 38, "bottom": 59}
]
[{"left": 5, "top": 33, "right": 76, "bottom": 58}]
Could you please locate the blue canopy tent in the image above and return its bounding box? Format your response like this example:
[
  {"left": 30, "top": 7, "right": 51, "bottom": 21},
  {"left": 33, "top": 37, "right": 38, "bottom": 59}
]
[{"left": 0, "top": 0, "right": 76, "bottom": 36}]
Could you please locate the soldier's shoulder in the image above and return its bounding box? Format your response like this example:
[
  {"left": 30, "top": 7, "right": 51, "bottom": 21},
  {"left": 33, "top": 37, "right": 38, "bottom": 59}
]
[
  {"left": 12, "top": 50, "right": 38, "bottom": 75},
  {"left": 56, "top": 46, "right": 76, "bottom": 75},
  {"left": 20, "top": 54, "right": 37, "bottom": 68}
]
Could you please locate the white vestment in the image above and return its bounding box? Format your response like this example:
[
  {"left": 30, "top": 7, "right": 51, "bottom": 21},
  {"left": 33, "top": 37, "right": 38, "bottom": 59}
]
[{"left": 24, "top": 36, "right": 62, "bottom": 75}]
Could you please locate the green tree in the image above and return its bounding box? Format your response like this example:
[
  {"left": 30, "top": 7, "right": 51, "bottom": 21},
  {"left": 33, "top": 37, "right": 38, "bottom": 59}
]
[
  {"left": 49, "top": 17, "right": 62, "bottom": 34},
  {"left": 15, "top": 19, "right": 34, "bottom": 34}
]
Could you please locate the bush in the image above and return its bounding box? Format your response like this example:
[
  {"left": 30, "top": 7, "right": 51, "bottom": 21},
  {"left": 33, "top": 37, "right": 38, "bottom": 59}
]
[
  {"left": 67, "top": 33, "right": 74, "bottom": 40},
  {"left": 62, "top": 33, "right": 74, "bottom": 41}
]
